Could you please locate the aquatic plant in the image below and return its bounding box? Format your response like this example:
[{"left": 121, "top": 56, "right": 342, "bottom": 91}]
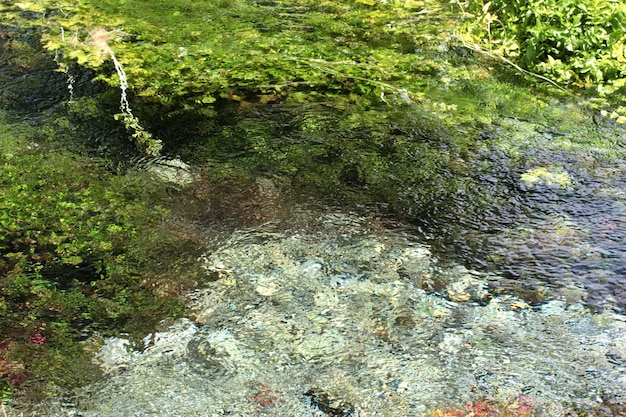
[
  {"left": 1, "top": 0, "right": 598, "bottom": 155},
  {"left": 87, "top": 27, "right": 162, "bottom": 155},
  {"left": 0, "top": 113, "right": 201, "bottom": 402},
  {"left": 0, "top": 0, "right": 471, "bottom": 134},
  {"left": 250, "top": 383, "right": 283, "bottom": 413},
  {"left": 520, "top": 166, "right": 573, "bottom": 187},
  {"left": 1, "top": 403, "right": 23, "bottom": 417}
]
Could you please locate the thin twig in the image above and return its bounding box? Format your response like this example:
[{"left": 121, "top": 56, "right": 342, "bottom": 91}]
[{"left": 453, "top": 33, "right": 570, "bottom": 93}]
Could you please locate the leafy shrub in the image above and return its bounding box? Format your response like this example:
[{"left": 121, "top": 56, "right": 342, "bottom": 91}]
[{"left": 458, "top": 0, "right": 626, "bottom": 94}]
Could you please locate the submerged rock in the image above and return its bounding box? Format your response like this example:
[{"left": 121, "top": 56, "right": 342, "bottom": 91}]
[
  {"left": 143, "top": 157, "right": 198, "bottom": 185},
  {"left": 521, "top": 166, "right": 573, "bottom": 187},
  {"left": 39, "top": 212, "right": 626, "bottom": 416}
]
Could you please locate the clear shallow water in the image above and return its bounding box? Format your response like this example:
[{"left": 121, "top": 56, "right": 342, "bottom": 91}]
[
  {"left": 36, "top": 116, "right": 623, "bottom": 417},
  {"left": 408, "top": 119, "right": 626, "bottom": 314},
  {"left": 7, "top": 114, "right": 625, "bottom": 416},
  {"left": 35, "top": 209, "right": 626, "bottom": 416},
  {"left": 492, "top": 164, "right": 626, "bottom": 311}
]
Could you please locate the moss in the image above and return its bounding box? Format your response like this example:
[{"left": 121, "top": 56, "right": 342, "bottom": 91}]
[
  {"left": 0, "top": 112, "right": 202, "bottom": 401},
  {"left": 520, "top": 166, "right": 573, "bottom": 187}
]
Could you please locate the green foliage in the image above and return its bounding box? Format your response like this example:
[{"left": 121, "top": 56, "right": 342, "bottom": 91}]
[
  {"left": 0, "top": 113, "right": 199, "bottom": 399},
  {"left": 2, "top": 0, "right": 589, "bottom": 149},
  {"left": 114, "top": 112, "right": 162, "bottom": 156},
  {"left": 458, "top": 0, "right": 626, "bottom": 94},
  {"left": 0, "top": 0, "right": 455, "bottom": 109}
]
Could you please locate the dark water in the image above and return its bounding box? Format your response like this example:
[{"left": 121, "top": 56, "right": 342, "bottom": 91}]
[
  {"left": 181, "top": 107, "right": 626, "bottom": 315},
  {"left": 497, "top": 166, "right": 626, "bottom": 310},
  {"left": 410, "top": 126, "right": 626, "bottom": 314}
]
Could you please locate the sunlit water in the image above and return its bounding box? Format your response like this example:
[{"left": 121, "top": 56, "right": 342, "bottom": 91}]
[
  {"left": 17, "top": 118, "right": 626, "bottom": 416},
  {"left": 38, "top": 207, "right": 625, "bottom": 416}
]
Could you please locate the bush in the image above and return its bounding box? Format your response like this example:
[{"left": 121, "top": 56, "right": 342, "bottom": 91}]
[{"left": 459, "top": 0, "right": 626, "bottom": 94}]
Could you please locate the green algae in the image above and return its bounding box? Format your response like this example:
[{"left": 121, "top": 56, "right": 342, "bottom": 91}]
[
  {"left": 521, "top": 166, "right": 573, "bottom": 187},
  {"left": 1, "top": 0, "right": 593, "bottom": 152},
  {"left": 0, "top": 111, "right": 207, "bottom": 402},
  {"left": 1, "top": 0, "right": 626, "bottom": 410}
]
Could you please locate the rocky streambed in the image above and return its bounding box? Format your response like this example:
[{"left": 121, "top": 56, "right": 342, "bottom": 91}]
[{"left": 37, "top": 210, "right": 625, "bottom": 416}]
